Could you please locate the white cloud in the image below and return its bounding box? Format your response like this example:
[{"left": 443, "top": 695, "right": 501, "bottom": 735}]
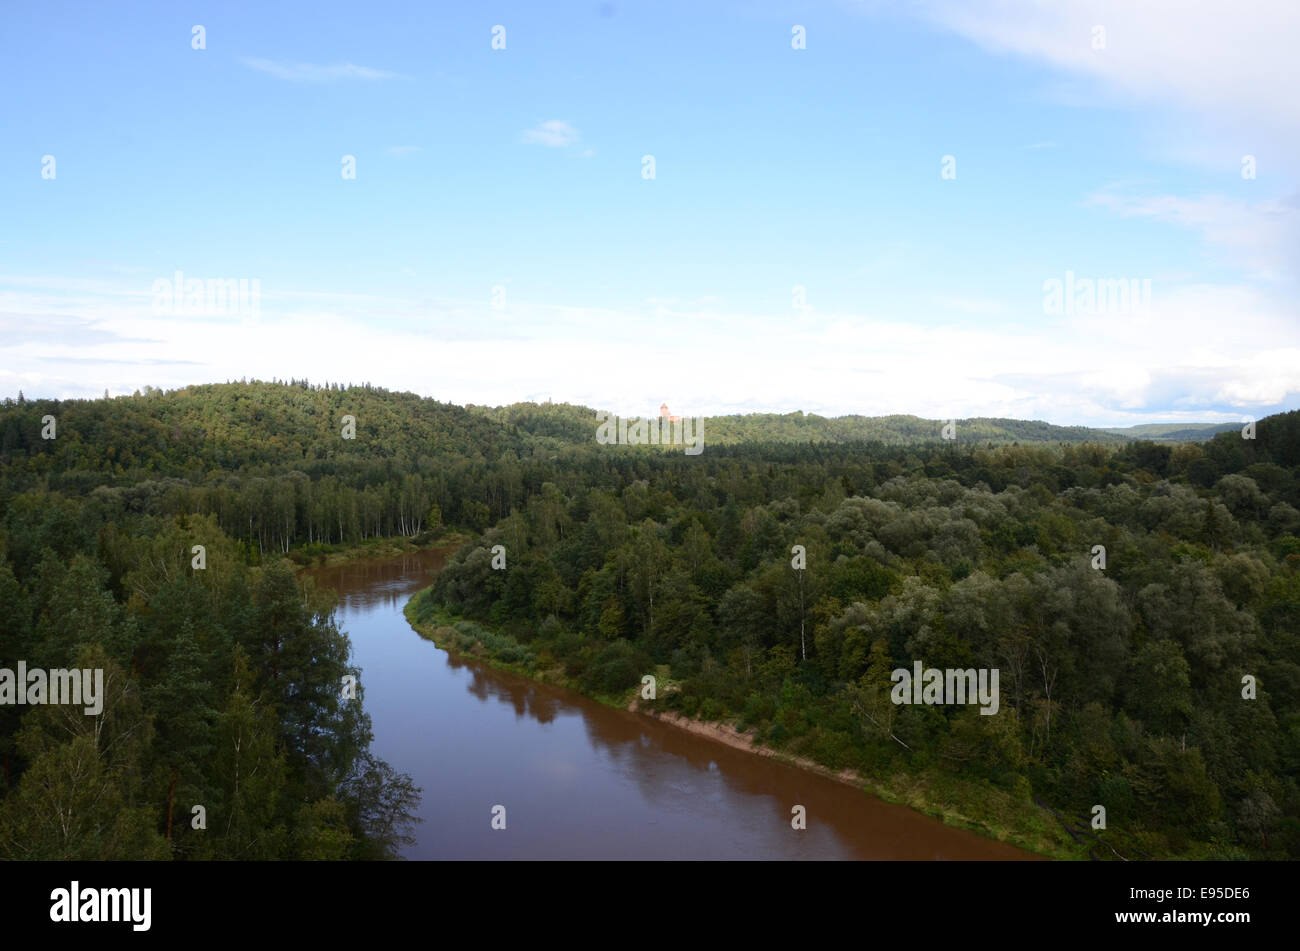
[
  {"left": 1086, "top": 188, "right": 1300, "bottom": 282},
  {"left": 240, "top": 58, "right": 403, "bottom": 82},
  {"left": 906, "top": 1, "right": 1300, "bottom": 132},
  {"left": 897, "top": 0, "right": 1300, "bottom": 193},
  {"left": 521, "top": 120, "right": 580, "bottom": 148}
]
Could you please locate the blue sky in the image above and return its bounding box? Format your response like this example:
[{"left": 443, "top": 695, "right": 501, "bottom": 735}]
[{"left": 3, "top": 0, "right": 1298, "bottom": 426}]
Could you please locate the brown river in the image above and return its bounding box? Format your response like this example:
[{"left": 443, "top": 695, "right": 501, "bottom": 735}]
[{"left": 306, "top": 547, "right": 1041, "bottom": 860}]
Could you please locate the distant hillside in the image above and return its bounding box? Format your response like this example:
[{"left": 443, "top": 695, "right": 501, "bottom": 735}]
[
  {"left": 475, "top": 402, "right": 1236, "bottom": 446},
  {"left": 1101, "top": 422, "right": 1241, "bottom": 442},
  {"left": 705, "top": 413, "right": 1125, "bottom": 445},
  {"left": 0, "top": 384, "right": 1271, "bottom": 499}
]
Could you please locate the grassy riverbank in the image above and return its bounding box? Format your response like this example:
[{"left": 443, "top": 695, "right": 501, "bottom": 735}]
[
  {"left": 404, "top": 587, "right": 1080, "bottom": 860},
  {"left": 289, "top": 532, "right": 473, "bottom": 568},
  {"left": 403, "top": 592, "right": 636, "bottom": 707}
]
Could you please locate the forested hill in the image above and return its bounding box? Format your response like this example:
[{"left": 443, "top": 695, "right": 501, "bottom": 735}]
[
  {"left": 0, "top": 382, "right": 1245, "bottom": 490},
  {"left": 473, "top": 400, "right": 1233, "bottom": 446},
  {"left": 0, "top": 382, "right": 1289, "bottom": 556},
  {"left": 0, "top": 380, "right": 520, "bottom": 480}
]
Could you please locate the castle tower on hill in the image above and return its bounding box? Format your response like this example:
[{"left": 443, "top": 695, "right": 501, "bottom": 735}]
[{"left": 659, "top": 402, "right": 680, "bottom": 423}]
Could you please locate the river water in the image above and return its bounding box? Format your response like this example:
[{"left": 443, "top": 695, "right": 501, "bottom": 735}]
[{"left": 305, "top": 547, "right": 1040, "bottom": 860}]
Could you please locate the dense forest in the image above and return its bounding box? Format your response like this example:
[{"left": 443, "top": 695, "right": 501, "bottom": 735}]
[{"left": 2, "top": 380, "right": 1297, "bottom": 859}]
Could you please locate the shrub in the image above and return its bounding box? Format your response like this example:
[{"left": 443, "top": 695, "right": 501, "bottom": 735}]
[{"left": 584, "top": 640, "right": 647, "bottom": 694}]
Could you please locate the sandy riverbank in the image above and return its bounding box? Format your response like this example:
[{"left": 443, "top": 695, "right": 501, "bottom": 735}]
[{"left": 628, "top": 700, "right": 866, "bottom": 789}]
